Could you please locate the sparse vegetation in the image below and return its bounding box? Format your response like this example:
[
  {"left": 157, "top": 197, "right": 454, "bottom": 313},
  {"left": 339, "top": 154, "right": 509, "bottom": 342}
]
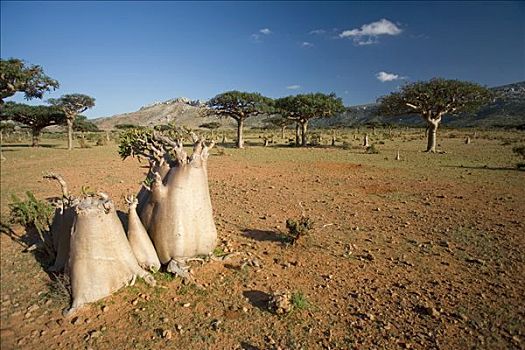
[
  {"left": 512, "top": 145, "right": 525, "bottom": 168},
  {"left": 365, "top": 144, "right": 380, "bottom": 154},
  {"left": 8, "top": 191, "right": 54, "bottom": 257},
  {"left": 285, "top": 216, "right": 314, "bottom": 245},
  {"left": 290, "top": 291, "right": 309, "bottom": 310}
]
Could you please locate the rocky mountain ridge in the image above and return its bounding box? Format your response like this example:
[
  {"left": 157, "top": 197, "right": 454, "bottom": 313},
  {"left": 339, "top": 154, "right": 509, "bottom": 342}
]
[{"left": 93, "top": 82, "right": 525, "bottom": 130}]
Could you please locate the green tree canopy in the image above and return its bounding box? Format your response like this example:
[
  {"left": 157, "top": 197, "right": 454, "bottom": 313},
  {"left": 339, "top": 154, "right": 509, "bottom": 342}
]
[
  {"left": 377, "top": 78, "right": 493, "bottom": 152},
  {"left": 48, "top": 94, "right": 95, "bottom": 150},
  {"left": 199, "top": 122, "right": 222, "bottom": 130},
  {"left": 207, "top": 91, "right": 273, "bottom": 148},
  {"left": 74, "top": 115, "right": 99, "bottom": 132},
  {"left": 0, "top": 102, "right": 66, "bottom": 147},
  {"left": 275, "top": 93, "right": 345, "bottom": 146},
  {"left": 0, "top": 58, "right": 59, "bottom": 104}
]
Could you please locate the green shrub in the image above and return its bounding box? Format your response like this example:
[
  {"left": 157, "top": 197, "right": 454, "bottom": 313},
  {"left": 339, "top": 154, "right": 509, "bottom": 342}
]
[
  {"left": 365, "top": 144, "right": 380, "bottom": 154},
  {"left": 95, "top": 136, "right": 107, "bottom": 146},
  {"left": 291, "top": 292, "right": 309, "bottom": 310},
  {"left": 285, "top": 216, "right": 314, "bottom": 244},
  {"left": 9, "top": 191, "right": 54, "bottom": 257}
]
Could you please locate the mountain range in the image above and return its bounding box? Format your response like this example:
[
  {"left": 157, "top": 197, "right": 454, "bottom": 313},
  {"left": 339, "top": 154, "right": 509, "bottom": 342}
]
[{"left": 93, "top": 82, "right": 525, "bottom": 130}]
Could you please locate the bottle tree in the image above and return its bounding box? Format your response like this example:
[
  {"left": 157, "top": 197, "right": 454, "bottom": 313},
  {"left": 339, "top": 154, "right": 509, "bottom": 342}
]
[
  {"left": 0, "top": 102, "right": 66, "bottom": 147},
  {"left": 48, "top": 94, "right": 95, "bottom": 150},
  {"left": 275, "top": 93, "right": 345, "bottom": 147},
  {"left": 206, "top": 91, "right": 273, "bottom": 148},
  {"left": 378, "top": 78, "right": 493, "bottom": 153},
  {"left": 0, "top": 58, "right": 59, "bottom": 105}
]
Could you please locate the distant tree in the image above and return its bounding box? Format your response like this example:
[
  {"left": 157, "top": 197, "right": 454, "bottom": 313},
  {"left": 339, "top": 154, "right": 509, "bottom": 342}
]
[
  {"left": 0, "top": 102, "right": 66, "bottom": 147},
  {"left": 0, "top": 58, "right": 59, "bottom": 104},
  {"left": 115, "top": 123, "right": 140, "bottom": 130},
  {"left": 263, "top": 116, "right": 294, "bottom": 139},
  {"left": 74, "top": 115, "right": 99, "bottom": 132},
  {"left": 48, "top": 94, "right": 95, "bottom": 150},
  {"left": 377, "top": 78, "right": 493, "bottom": 153},
  {"left": 275, "top": 93, "right": 345, "bottom": 147},
  {"left": 199, "top": 122, "right": 222, "bottom": 139},
  {"left": 206, "top": 91, "right": 273, "bottom": 148}
]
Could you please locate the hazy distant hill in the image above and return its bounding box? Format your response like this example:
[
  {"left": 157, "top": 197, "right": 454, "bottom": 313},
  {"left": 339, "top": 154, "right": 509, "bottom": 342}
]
[
  {"left": 313, "top": 81, "right": 525, "bottom": 129},
  {"left": 94, "top": 82, "right": 525, "bottom": 130}
]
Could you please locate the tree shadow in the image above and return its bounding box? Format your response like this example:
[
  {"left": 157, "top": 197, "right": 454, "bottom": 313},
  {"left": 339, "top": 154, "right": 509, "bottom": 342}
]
[
  {"left": 1, "top": 224, "right": 55, "bottom": 272},
  {"left": 242, "top": 290, "right": 271, "bottom": 313},
  {"left": 242, "top": 229, "right": 288, "bottom": 244},
  {"left": 240, "top": 342, "right": 262, "bottom": 350},
  {"left": 1, "top": 143, "right": 60, "bottom": 149},
  {"left": 444, "top": 165, "right": 524, "bottom": 172},
  {"left": 117, "top": 210, "right": 129, "bottom": 232}
]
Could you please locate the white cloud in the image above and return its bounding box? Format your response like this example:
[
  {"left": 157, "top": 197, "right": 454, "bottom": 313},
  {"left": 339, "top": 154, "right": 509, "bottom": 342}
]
[
  {"left": 301, "top": 41, "right": 314, "bottom": 48},
  {"left": 251, "top": 28, "right": 272, "bottom": 42},
  {"left": 376, "top": 71, "right": 406, "bottom": 82},
  {"left": 286, "top": 85, "right": 301, "bottom": 90},
  {"left": 309, "top": 29, "right": 326, "bottom": 35},
  {"left": 339, "top": 19, "right": 402, "bottom": 45}
]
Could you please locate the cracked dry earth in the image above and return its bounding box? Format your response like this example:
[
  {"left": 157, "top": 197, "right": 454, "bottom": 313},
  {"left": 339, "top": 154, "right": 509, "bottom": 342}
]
[{"left": 0, "top": 141, "right": 524, "bottom": 350}]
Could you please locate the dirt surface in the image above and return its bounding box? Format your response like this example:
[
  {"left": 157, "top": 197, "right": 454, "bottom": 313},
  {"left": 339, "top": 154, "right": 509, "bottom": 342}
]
[{"left": 1, "top": 132, "right": 524, "bottom": 349}]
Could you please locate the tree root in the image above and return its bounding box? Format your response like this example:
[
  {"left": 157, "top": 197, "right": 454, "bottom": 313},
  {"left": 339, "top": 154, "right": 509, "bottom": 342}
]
[{"left": 166, "top": 259, "right": 191, "bottom": 279}]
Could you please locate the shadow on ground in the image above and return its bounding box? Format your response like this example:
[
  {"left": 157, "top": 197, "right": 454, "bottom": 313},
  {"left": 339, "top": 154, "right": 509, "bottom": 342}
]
[
  {"left": 444, "top": 165, "right": 523, "bottom": 172},
  {"left": 242, "top": 229, "right": 286, "bottom": 243},
  {"left": 243, "top": 290, "right": 271, "bottom": 312}
]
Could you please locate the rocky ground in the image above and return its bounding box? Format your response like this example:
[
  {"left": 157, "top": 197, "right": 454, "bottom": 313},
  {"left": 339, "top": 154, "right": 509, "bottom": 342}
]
[{"left": 1, "top": 132, "right": 524, "bottom": 349}]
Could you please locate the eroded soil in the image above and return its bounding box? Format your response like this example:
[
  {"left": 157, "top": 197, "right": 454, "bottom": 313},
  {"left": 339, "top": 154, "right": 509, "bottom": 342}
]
[{"left": 1, "top": 135, "right": 524, "bottom": 349}]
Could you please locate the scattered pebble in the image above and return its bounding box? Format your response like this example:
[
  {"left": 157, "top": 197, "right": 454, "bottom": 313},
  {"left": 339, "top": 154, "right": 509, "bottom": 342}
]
[{"left": 162, "top": 329, "right": 172, "bottom": 339}]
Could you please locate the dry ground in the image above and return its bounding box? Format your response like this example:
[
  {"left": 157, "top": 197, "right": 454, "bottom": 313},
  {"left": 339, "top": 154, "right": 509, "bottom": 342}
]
[{"left": 1, "top": 129, "right": 524, "bottom": 349}]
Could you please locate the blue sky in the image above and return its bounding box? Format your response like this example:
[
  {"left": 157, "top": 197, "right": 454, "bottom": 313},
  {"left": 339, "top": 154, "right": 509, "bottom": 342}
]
[{"left": 1, "top": 1, "right": 524, "bottom": 118}]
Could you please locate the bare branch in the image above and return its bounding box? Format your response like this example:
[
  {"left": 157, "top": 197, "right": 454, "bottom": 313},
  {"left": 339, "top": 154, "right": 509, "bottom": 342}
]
[{"left": 43, "top": 173, "right": 71, "bottom": 206}]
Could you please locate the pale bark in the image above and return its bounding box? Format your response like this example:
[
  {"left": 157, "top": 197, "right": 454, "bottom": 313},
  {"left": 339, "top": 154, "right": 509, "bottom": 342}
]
[
  {"left": 295, "top": 123, "right": 300, "bottom": 146},
  {"left": 236, "top": 119, "right": 244, "bottom": 148},
  {"left": 66, "top": 117, "right": 74, "bottom": 150},
  {"left": 65, "top": 195, "right": 154, "bottom": 316},
  {"left": 300, "top": 120, "right": 308, "bottom": 147},
  {"left": 426, "top": 122, "right": 438, "bottom": 153},
  {"left": 363, "top": 134, "right": 369, "bottom": 147},
  {"left": 127, "top": 196, "right": 161, "bottom": 271},
  {"left": 31, "top": 129, "right": 41, "bottom": 147},
  {"left": 139, "top": 139, "right": 217, "bottom": 263}
]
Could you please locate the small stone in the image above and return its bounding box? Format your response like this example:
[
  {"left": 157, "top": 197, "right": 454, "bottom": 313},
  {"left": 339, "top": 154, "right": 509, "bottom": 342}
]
[
  {"left": 131, "top": 299, "right": 138, "bottom": 306},
  {"left": 162, "top": 329, "right": 172, "bottom": 339},
  {"left": 27, "top": 304, "right": 40, "bottom": 312},
  {"left": 24, "top": 312, "right": 32, "bottom": 319},
  {"left": 101, "top": 305, "right": 109, "bottom": 313},
  {"left": 242, "top": 307, "right": 248, "bottom": 313},
  {"left": 72, "top": 316, "right": 82, "bottom": 325},
  {"left": 176, "top": 324, "right": 183, "bottom": 331},
  {"left": 89, "top": 330, "right": 101, "bottom": 339},
  {"left": 183, "top": 303, "right": 191, "bottom": 308},
  {"left": 45, "top": 299, "right": 52, "bottom": 306},
  {"left": 162, "top": 317, "right": 169, "bottom": 323},
  {"left": 210, "top": 319, "right": 221, "bottom": 331}
]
